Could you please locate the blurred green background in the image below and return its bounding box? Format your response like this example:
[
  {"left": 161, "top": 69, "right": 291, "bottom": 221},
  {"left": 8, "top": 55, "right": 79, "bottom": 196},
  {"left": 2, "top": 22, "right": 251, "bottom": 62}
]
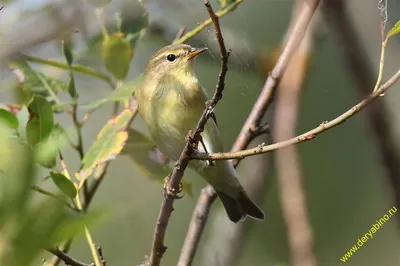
[{"left": 1, "top": 0, "right": 400, "bottom": 265}]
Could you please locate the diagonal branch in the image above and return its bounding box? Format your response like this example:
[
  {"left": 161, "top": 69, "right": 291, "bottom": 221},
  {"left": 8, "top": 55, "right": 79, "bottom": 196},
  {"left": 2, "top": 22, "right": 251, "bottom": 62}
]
[
  {"left": 193, "top": 68, "right": 400, "bottom": 161},
  {"left": 147, "top": 1, "right": 230, "bottom": 265},
  {"left": 178, "top": 0, "right": 321, "bottom": 264},
  {"left": 46, "top": 248, "right": 91, "bottom": 266}
]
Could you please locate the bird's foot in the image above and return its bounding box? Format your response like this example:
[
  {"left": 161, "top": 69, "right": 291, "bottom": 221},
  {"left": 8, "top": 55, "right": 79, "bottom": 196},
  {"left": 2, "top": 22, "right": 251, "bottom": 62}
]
[{"left": 163, "top": 174, "right": 184, "bottom": 199}]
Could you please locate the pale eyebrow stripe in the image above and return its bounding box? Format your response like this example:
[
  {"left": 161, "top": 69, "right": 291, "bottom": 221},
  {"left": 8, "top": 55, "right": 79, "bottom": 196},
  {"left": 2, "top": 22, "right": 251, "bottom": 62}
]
[{"left": 152, "top": 49, "right": 187, "bottom": 62}]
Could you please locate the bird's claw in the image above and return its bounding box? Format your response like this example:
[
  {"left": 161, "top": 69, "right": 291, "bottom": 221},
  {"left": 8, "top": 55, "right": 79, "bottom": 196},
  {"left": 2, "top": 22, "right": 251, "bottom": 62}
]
[{"left": 163, "top": 175, "right": 184, "bottom": 199}]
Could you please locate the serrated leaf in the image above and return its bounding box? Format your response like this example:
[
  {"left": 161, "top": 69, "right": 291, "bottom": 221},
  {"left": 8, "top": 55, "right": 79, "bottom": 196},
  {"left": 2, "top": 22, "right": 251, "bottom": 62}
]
[
  {"left": 26, "top": 96, "right": 54, "bottom": 146},
  {"left": 50, "top": 172, "right": 77, "bottom": 198},
  {"left": 79, "top": 108, "right": 133, "bottom": 179},
  {"left": 0, "top": 109, "right": 18, "bottom": 129},
  {"left": 123, "top": 128, "right": 193, "bottom": 196},
  {"left": 102, "top": 32, "right": 133, "bottom": 80},
  {"left": 387, "top": 20, "right": 400, "bottom": 39},
  {"left": 79, "top": 76, "right": 141, "bottom": 110},
  {"left": 8, "top": 59, "right": 68, "bottom": 101}
]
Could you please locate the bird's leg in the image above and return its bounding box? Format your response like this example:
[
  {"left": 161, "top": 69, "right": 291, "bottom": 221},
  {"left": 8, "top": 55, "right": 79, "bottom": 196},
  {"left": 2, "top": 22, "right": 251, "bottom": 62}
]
[
  {"left": 199, "top": 137, "right": 215, "bottom": 167},
  {"left": 163, "top": 173, "right": 184, "bottom": 199},
  {"left": 186, "top": 130, "right": 215, "bottom": 166}
]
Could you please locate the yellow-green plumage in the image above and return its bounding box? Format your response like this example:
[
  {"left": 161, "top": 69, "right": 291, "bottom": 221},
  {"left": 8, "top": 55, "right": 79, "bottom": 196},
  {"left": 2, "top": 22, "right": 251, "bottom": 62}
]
[{"left": 136, "top": 44, "right": 264, "bottom": 222}]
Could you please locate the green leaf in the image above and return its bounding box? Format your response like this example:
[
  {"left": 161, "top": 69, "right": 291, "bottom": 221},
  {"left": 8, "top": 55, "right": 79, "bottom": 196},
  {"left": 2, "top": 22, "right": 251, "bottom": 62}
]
[
  {"left": 51, "top": 209, "right": 106, "bottom": 244},
  {"left": 81, "top": 1, "right": 147, "bottom": 59},
  {"left": 102, "top": 32, "right": 133, "bottom": 80},
  {"left": 63, "top": 39, "right": 74, "bottom": 66},
  {"left": 16, "top": 106, "right": 29, "bottom": 138},
  {"left": 387, "top": 20, "right": 400, "bottom": 39},
  {"left": 79, "top": 108, "right": 134, "bottom": 179},
  {"left": 67, "top": 71, "right": 78, "bottom": 99},
  {"left": 0, "top": 134, "right": 34, "bottom": 220},
  {"left": 0, "top": 109, "right": 18, "bottom": 129},
  {"left": 123, "top": 128, "right": 193, "bottom": 196},
  {"left": 50, "top": 172, "right": 77, "bottom": 198},
  {"left": 8, "top": 59, "right": 68, "bottom": 102},
  {"left": 120, "top": 0, "right": 148, "bottom": 48},
  {"left": 34, "top": 124, "right": 68, "bottom": 169},
  {"left": 26, "top": 96, "right": 54, "bottom": 146},
  {"left": 79, "top": 76, "right": 141, "bottom": 110}
]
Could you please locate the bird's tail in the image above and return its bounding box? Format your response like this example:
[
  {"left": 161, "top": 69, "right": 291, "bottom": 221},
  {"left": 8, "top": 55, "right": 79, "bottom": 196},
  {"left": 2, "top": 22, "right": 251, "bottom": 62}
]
[{"left": 215, "top": 188, "right": 265, "bottom": 223}]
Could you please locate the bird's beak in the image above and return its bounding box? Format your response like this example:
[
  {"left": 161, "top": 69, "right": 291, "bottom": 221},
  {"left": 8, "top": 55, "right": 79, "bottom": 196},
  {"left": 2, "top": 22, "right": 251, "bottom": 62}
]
[{"left": 186, "top": 47, "right": 208, "bottom": 60}]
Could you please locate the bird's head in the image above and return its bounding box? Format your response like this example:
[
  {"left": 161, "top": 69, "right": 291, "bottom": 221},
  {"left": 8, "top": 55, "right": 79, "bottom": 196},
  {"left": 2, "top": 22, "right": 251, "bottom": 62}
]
[{"left": 144, "top": 44, "right": 207, "bottom": 82}]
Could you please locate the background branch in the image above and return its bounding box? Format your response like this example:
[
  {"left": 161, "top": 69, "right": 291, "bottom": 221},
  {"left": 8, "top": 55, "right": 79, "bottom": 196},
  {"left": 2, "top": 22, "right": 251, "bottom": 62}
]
[
  {"left": 147, "top": 1, "right": 229, "bottom": 265},
  {"left": 323, "top": 0, "right": 400, "bottom": 228},
  {"left": 273, "top": 2, "right": 318, "bottom": 265},
  {"left": 178, "top": 1, "right": 321, "bottom": 264}
]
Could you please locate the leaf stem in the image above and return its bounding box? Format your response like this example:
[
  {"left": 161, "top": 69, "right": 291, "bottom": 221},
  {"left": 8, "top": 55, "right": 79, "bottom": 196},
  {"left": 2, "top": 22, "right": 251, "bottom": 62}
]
[
  {"left": 75, "top": 195, "right": 102, "bottom": 266},
  {"left": 23, "top": 54, "right": 114, "bottom": 87},
  {"left": 373, "top": 38, "right": 388, "bottom": 93},
  {"left": 35, "top": 72, "right": 61, "bottom": 105}
]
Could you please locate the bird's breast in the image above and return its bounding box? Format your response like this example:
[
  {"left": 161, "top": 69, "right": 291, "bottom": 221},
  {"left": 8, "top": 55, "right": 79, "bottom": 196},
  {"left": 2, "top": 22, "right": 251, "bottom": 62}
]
[{"left": 142, "top": 83, "right": 205, "bottom": 159}]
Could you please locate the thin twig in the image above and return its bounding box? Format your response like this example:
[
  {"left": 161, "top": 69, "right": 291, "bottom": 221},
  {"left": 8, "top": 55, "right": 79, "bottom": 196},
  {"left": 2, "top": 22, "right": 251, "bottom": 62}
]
[
  {"left": 147, "top": 1, "right": 230, "bottom": 265},
  {"left": 31, "top": 185, "right": 77, "bottom": 211},
  {"left": 46, "top": 248, "right": 91, "bottom": 266},
  {"left": 22, "top": 54, "right": 114, "bottom": 87},
  {"left": 174, "top": 26, "right": 187, "bottom": 42},
  {"left": 174, "top": 0, "right": 242, "bottom": 44},
  {"left": 178, "top": 1, "right": 321, "bottom": 264},
  {"left": 193, "top": 68, "right": 400, "bottom": 161}
]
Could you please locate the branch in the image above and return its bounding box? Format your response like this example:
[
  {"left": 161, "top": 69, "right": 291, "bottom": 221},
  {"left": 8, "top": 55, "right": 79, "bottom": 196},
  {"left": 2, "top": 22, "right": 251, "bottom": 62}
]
[
  {"left": 22, "top": 54, "right": 114, "bottom": 87},
  {"left": 273, "top": 2, "right": 318, "bottom": 265},
  {"left": 147, "top": 1, "right": 230, "bottom": 265},
  {"left": 193, "top": 68, "right": 400, "bottom": 161},
  {"left": 46, "top": 248, "right": 91, "bottom": 266},
  {"left": 323, "top": 0, "right": 400, "bottom": 228},
  {"left": 174, "top": 0, "right": 242, "bottom": 44},
  {"left": 178, "top": 1, "right": 321, "bottom": 264}
]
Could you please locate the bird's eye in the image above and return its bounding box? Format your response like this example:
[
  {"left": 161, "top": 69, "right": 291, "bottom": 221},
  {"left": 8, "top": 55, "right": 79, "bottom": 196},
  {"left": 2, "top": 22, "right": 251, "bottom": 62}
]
[{"left": 167, "top": 54, "right": 176, "bottom": 62}]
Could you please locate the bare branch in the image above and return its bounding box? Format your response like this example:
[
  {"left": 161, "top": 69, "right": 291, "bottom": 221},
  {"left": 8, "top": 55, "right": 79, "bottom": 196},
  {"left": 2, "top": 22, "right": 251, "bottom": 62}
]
[
  {"left": 273, "top": 3, "right": 318, "bottom": 265},
  {"left": 193, "top": 68, "right": 400, "bottom": 161},
  {"left": 147, "top": 1, "right": 230, "bottom": 265}
]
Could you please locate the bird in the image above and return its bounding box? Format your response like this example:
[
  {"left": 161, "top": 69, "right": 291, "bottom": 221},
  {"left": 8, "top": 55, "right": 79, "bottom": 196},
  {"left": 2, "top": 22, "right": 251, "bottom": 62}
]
[{"left": 135, "top": 43, "right": 264, "bottom": 223}]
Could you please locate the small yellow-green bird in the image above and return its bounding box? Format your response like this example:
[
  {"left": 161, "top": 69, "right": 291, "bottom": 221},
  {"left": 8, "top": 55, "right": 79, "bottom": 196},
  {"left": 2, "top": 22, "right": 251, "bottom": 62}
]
[{"left": 135, "top": 44, "right": 264, "bottom": 223}]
